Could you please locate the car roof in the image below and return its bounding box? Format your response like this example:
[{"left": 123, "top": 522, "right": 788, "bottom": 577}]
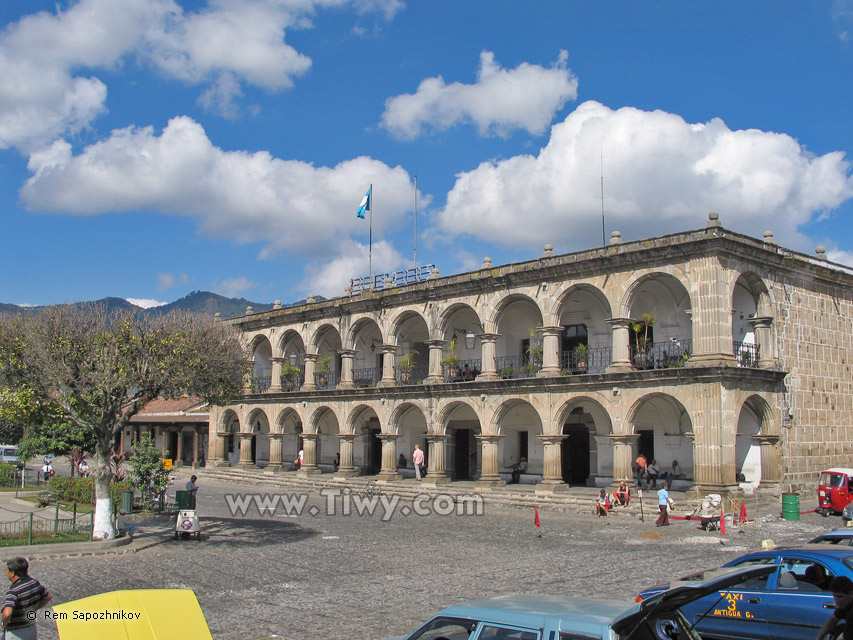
[
  {"left": 824, "top": 468, "right": 853, "bottom": 475},
  {"left": 730, "top": 546, "right": 853, "bottom": 560},
  {"left": 440, "top": 594, "right": 634, "bottom": 632},
  {"left": 815, "top": 530, "right": 853, "bottom": 537}
]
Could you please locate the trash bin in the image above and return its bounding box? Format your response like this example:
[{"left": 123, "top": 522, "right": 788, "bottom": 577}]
[
  {"left": 120, "top": 491, "right": 134, "bottom": 514},
  {"left": 175, "top": 490, "right": 190, "bottom": 510},
  {"left": 782, "top": 492, "right": 800, "bottom": 521}
]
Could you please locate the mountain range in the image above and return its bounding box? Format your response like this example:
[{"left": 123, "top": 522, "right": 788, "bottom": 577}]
[{"left": 0, "top": 291, "right": 323, "bottom": 319}]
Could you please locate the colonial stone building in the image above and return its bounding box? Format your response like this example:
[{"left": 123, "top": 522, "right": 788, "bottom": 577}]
[{"left": 208, "top": 214, "right": 853, "bottom": 498}]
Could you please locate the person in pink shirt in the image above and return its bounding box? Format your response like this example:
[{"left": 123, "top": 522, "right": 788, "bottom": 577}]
[{"left": 412, "top": 444, "right": 425, "bottom": 480}]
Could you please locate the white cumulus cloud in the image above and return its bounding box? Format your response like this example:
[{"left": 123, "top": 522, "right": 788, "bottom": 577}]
[
  {"left": 21, "top": 116, "right": 422, "bottom": 257},
  {"left": 380, "top": 50, "right": 578, "bottom": 140},
  {"left": 299, "top": 239, "right": 404, "bottom": 298},
  {"left": 434, "top": 101, "right": 853, "bottom": 252}
]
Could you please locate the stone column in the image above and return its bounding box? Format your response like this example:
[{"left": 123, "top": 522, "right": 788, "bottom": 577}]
[
  {"left": 213, "top": 431, "right": 229, "bottom": 467},
  {"left": 269, "top": 357, "right": 285, "bottom": 392},
  {"left": 535, "top": 435, "right": 568, "bottom": 493},
  {"left": 376, "top": 433, "right": 402, "bottom": 481},
  {"left": 749, "top": 317, "right": 775, "bottom": 369},
  {"left": 608, "top": 434, "right": 638, "bottom": 487},
  {"left": 297, "top": 433, "right": 321, "bottom": 476},
  {"left": 266, "top": 433, "right": 284, "bottom": 472},
  {"left": 174, "top": 428, "right": 184, "bottom": 467},
  {"left": 537, "top": 326, "right": 563, "bottom": 377},
  {"left": 474, "top": 434, "right": 506, "bottom": 489},
  {"left": 157, "top": 427, "right": 166, "bottom": 457},
  {"left": 336, "top": 349, "right": 357, "bottom": 390},
  {"left": 192, "top": 430, "right": 199, "bottom": 469},
  {"left": 606, "top": 318, "right": 634, "bottom": 372},
  {"left": 754, "top": 433, "right": 782, "bottom": 489},
  {"left": 334, "top": 434, "right": 359, "bottom": 477},
  {"left": 236, "top": 432, "right": 255, "bottom": 468},
  {"left": 476, "top": 334, "right": 501, "bottom": 381},
  {"left": 423, "top": 340, "right": 446, "bottom": 385},
  {"left": 377, "top": 345, "right": 399, "bottom": 388},
  {"left": 301, "top": 353, "right": 318, "bottom": 391},
  {"left": 689, "top": 385, "right": 741, "bottom": 497},
  {"left": 422, "top": 434, "right": 451, "bottom": 486},
  {"left": 687, "top": 256, "right": 738, "bottom": 367}
]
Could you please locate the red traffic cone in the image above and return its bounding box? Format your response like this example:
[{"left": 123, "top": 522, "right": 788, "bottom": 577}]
[
  {"left": 739, "top": 501, "right": 748, "bottom": 524},
  {"left": 534, "top": 507, "right": 541, "bottom": 528}
]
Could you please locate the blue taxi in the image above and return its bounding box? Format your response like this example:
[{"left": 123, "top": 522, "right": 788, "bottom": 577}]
[
  {"left": 388, "top": 565, "right": 774, "bottom": 640},
  {"left": 638, "top": 547, "right": 853, "bottom": 640}
]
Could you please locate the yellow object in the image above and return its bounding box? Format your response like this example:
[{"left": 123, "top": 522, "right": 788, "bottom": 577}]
[
  {"left": 162, "top": 459, "right": 173, "bottom": 469},
  {"left": 52, "top": 589, "right": 213, "bottom": 640}
]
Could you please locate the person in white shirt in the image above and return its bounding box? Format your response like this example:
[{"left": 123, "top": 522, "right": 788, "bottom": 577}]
[{"left": 185, "top": 475, "right": 198, "bottom": 508}]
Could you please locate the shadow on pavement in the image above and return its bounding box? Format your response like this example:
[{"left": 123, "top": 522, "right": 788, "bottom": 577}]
[{"left": 164, "top": 515, "right": 321, "bottom": 547}]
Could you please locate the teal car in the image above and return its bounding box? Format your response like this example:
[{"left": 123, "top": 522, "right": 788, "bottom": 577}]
[{"left": 388, "top": 565, "right": 774, "bottom": 640}]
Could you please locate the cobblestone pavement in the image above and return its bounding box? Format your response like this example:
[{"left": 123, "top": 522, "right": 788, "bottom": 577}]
[{"left": 24, "top": 475, "right": 833, "bottom": 640}]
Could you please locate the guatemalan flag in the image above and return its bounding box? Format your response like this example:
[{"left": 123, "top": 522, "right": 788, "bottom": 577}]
[{"left": 356, "top": 186, "right": 371, "bottom": 219}]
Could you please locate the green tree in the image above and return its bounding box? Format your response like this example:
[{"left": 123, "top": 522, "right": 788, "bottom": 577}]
[
  {"left": 0, "top": 304, "right": 247, "bottom": 539},
  {"left": 128, "top": 435, "right": 170, "bottom": 506},
  {"left": 0, "top": 418, "right": 23, "bottom": 445},
  {"left": 17, "top": 414, "right": 97, "bottom": 475}
]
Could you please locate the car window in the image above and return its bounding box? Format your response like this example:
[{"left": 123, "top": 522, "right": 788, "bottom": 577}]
[
  {"left": 408, "top": 616, "right": 477, "bottom": 640},
  {"left": 477, "top": 625, "right": 539, "bottom": 640},
  {"left": 728, "top": 556, "right": 775, "bottom": 589},
  {"left": 821, "top": 473, "right": 846, "bottom": 488},
  {"left": 779, "top": 557, "right": 834, "bottom": 591}
]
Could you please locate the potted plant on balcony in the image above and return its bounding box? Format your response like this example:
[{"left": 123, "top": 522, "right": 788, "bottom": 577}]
[
  {"left": 441, "top": 340, "right": 461, "bottom": 379},
  {"left": 281, "top": 362, "right": 302, "bottom": 390},
  {"left": 572, "top": 343, "right": 590, "bottom": 373},
  {"left": 315, "top": 356, "right": 332, "bottom": 387},
  {"left": 398, "top": 349, "right": 419, "bottom": 383},
  {"left": 631, "top": 313, "right": 655, "bottom": 369},
  {"left": 499, "top": 364, "right": 515, "bottom": 379}
]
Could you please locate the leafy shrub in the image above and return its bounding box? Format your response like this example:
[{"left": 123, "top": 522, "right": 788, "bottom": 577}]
[
  {"left": 0, "top": 463, "right": 16, "bottom": 487},
  {"left": 48, "top": 476, "right": 131, "bottom": 505}
]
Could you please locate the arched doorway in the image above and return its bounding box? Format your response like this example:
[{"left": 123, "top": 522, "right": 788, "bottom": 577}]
[{"left": 562, "top": 420, "right": 590, "bottom": 485}]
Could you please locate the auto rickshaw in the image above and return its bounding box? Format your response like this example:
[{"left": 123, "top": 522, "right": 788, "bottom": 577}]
[{"left": 818, "top": 467, "right": 853, "bottom": 516}]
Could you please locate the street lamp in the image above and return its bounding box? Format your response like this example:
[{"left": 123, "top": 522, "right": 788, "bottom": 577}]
[
  {"left": 465, "top": 330, "right": 476, "bottom": 350},
  {"left": 288, "top": 352, "right": 298, "bottom": 367}
]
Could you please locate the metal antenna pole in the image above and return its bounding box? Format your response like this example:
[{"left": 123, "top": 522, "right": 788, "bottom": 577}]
[
  {"left": 369, "top": 183, "right": 373, "bottom": 287},
  {"left": 413, "top": 174, "right": 418, "bottom": 269},
  {"left": 600, "top": 141, "right": 606, "bottom": 246}
]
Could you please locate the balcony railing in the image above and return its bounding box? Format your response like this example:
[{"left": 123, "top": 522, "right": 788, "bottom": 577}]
[
  {"left": 496, "top": 355, "right": 541, "bottom": 379},
  {"left": 630, "top": 339, "right": 693, "bottom": 370},
  {"left": 280, "top": 371, "right": 304, "bottom": 392},
  {"left": 314, "top": 368, "right": 337, "bottom": 390},
  {"left": 441, "top": 359, "right": 482, "bottom": 383},
  {"left": 733, "top": 341, "right": 760, "bottom": 368},
  {"left": 352, "top": 367, "right": 379, "bottom": 388},
  {"left": 252, "top": 375, "right": 271, "bottom": 393},
  {"left": 395, "top": 363, "right": 429, "bottom": 385},
  {"left": 560, "top": 346, "right": 611, "bottom": 374}
]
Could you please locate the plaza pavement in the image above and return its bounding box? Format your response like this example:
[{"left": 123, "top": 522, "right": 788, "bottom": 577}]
[{"left": 12, "top": 471, "right": 833, "bottom": 640}]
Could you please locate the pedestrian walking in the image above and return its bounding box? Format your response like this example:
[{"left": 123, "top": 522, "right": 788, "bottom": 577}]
[
  {"left": 656, "top": 481, "right": 674, "bottom": 526},
  {"left": 635, "top": 453, "right": 648, "bottom": 488},
  {"left": 412, "top": 444, "right": 425, "bottom": 480},
  {"left": 817, "top": 576, "right": 853, "bottom": 640},
  {"left": 2, "top": 557, "right": 51, "bottom": 640}
]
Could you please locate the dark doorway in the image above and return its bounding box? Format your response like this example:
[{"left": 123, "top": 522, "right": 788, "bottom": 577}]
[
  {"left": 367, "top": 428, "right": 382, "bottom": 474},
  {"left": 168, "top": 432, "right": 178, "bottom": 462},
  {"left": 251, "top": 436, "right": 257, "bottom": 463},
  {"left": 638, "top": 430, "right": 654, "bottom": 461},
  {"left": 454, "top": 429, "right": 473, "bottom": 480},
  {"left": 561, "top": 424, "right": 590, "bottom": 485}
]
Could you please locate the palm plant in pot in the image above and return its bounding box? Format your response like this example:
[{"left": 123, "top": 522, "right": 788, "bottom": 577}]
[{"left": 398, "top": 349, "right": 419, "bottom": 383}]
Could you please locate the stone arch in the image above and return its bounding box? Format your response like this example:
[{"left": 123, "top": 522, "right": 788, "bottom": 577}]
[
  {"left": 278, "top": 407, "right": 304, "bottom": 467},
  {"left": 390, "top": 402, "right": 429, "bottom": 473},
  {"left": 347, "top": 316, "right": 384, "bottom": 376},
  {"left": 220, "top": 408, "right": 241, "bottom": 467},
  {"left": 389, "top": 310, "right": 430, "bottom": 384},
  {"left": 250, "top": 334, "right": 273, "bottom": 391},
  {"left": 551, "top": 284, "right": 613, "bottom": 373},
  {"left": 347, "top": 404, "right": 383, "bottom": 473},
  {"left": 310, "top": 323, "right": 343, "bottom": 385},
  {"left": 438, "top": 303, "right": 484, "bottom": 367},
  {"left": 732, "top": 271, "right": 775, "bottom": 367},
  {"left": 489, "top": 294, "right": 544, "bottom": 371},
  {"left": 489, "top": 398, "right": 544, "bottom": 480},
  {"left": 554, "top": 397, "right": 613, "bottom": 485},
  {"left": 736, "top": 394, "right": 776, "bottom": 490},
  {"left": 278, "top": 329, "right": 306, "bottom": 362},
  {"left": 309, "top": 406, "right": 341, "bottom": 469},
  {"left": 436, "top": 400, "right": 481, "bottom": 480},
  {"left": 246, "top": 408, "right": 270, "bottom": 466},
  {"left": 628, "top": 393, "right": 693, "bottom": 481},
  {"left": 624, "top": 273, "right": 693, "bottom": 367}
]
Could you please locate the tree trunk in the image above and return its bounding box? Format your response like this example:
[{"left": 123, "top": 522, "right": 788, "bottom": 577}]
[{"left": 92, "top": 436, "right": 115, "bottom": 540}]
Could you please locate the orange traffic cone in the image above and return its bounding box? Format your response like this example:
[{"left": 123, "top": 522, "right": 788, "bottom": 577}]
[
  {"left": 534, "top": 507, "right": 541, "bottom": 528},
  {"left": 739, "top": 501, "right": 748, "bottom": 524}
]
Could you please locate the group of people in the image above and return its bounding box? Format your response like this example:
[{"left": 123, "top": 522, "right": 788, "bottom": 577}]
[
  {"left": 594, "top": 481, "right": 633, "bottom": 516},
  {"left": 634, "top": 455, "right": 682, "bottom": 489}
]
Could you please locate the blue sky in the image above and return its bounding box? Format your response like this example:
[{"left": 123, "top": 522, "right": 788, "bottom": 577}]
[{"left": 1, "top": 0, "right": 852, "bottom": 308}]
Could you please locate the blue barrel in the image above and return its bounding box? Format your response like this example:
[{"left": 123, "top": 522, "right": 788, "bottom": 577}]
[{"left": 782, "top": 493, "right": 800, "bottom": 520}]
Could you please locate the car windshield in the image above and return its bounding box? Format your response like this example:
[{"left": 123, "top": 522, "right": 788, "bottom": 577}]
[
  {"left": 407, "top": 616, "right": 477, "bottom": 640},
  {"left": 821, "top": 473, "right": 846, "bottom": 488}
]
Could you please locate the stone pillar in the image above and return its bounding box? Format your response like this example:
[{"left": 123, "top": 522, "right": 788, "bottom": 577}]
[
  {"left": 376, "top": 433, "right": 402, "bottom": 481},
  {"left": 174, "top": 428, "right": 184, "bottom": 467},
  {"left": 750, "top": 317, "right": 775, "bottom": 369},
  {"left": 608, "top": 434, "right": 638, "bottom": 487},
  {"left": 297, "top": 433, "right": 321, "bottom": 476},
  {"left": 157, "top": 427, "right": 166, "bottom": 457},
  {"left": 192, "top": 430, "right": 199, "bottom": 469},
  {"left": 334, "top": 434, "right": 359, "bottom": 477},
  {"left": 606, "top": 318, "right": 633, "bottom": 372},
  {"left": 377, "top": 345, "right": 399, "bottom": 388},
  {"left": 754, "top": 433, "right": 782, "bottom": 489},
  {"left": 474, "top": 434, "right": 506, "bottom": 489},
  {"left": 214, "top": 431, "right": 229, "bottom": 467},
  {"left": 301, "top": 353, "right": 318, "bottom": 391},
  {"left": 535, "top": 435, "right": 568, "bottom": 493},
  {"left": 421, "top": 434, "right": 451, "bottom": 486},
  {"left": 686, "top": 256, "right": 737, "bottom": 367},
  {"left": 236, "top": 432, "right": 255, "bottom": 468},
  {"left": 336, "top": 350, "right": 357, "bottom": 390},
  {"left": 266, "top": 433, "right": 284, "bottom": 472},
  {"left": 689, "top": 385, "right": 741, "bottom": 497},
  {"left": 538, "top": 326, "right": 563, "bottom": 377},
  {"left": 423, "top": 340, "right": 446, "bottom": 385},
  {"left": 269, "top": 357, "right": 285, "bottom": 392},
  {"left": 476, "top": 334, "right": 501, "bottom": 381}
]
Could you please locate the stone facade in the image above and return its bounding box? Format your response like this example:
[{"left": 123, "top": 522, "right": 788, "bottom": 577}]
[{"left": 208, "top": 216, "right": 853, "bottom": 497}]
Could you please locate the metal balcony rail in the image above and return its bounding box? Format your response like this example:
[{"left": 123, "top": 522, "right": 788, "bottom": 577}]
[
  {"left": 350, "top": 264, "right": 436, "bottom": 295},
  {"left": 352, "top": 367, "right": 380, "bottom": 388},
  {"left": 733, "top": 341, "right": 760, "bottom": 368},
  {"left": 441, "top": 359, "right": 482, "bottom": 383},
  {"left": 313, "top": 367, "right": 337, "bottom": 390},
  {"left": 394, "top": 363, "right": 429, "bottom": 385},
  {"left": 252, "top": 375, "right": 271, "bottom": 393},
  {"left": 630, "top": 339, "right": 693, "bottom": 370},
  {"left": 560, "top": 346, "right": 611, "bottom": 374},
  {"left": 280, "top": 371, "right": 304, "bottom": 391},
  {"left": 496, "top": 355, "right": 542, "bottom": 379}
]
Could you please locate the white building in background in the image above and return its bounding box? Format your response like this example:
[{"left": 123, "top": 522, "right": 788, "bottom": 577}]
[{"left": 208, "top": 214, "right": 853, "bottom": 498}]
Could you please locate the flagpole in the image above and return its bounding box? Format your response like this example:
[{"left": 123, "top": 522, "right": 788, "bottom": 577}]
[
  {"left": 413, "top": 174, "right": 418, "bottom": 268},
  {"left": 369, "top": 183, "right": 373, "bottom": 287}
]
